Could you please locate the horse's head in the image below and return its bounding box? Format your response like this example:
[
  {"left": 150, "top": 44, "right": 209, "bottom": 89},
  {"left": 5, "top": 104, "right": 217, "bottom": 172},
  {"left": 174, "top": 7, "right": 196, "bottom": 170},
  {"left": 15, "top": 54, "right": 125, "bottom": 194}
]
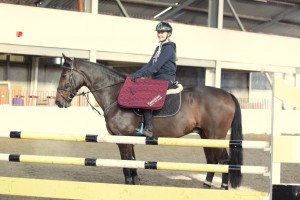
[{"left": 55, "top": 54, "right": 85, "bottom": 108}]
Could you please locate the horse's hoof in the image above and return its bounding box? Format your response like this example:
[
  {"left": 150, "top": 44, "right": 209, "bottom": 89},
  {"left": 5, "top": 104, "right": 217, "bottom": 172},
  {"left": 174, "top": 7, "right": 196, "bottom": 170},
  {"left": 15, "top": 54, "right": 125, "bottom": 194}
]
[
  {"left": 125, "top": 178, "right": 132, "bottom": 185},
  {"left": 202, "top": 183, "right": 211, "bottom": 189},
  {"left": 220, "top": 185, "right": 228, "bottom": 190},
  {"left": 132, "top": 176, "right": 140, "bottom": 185}
]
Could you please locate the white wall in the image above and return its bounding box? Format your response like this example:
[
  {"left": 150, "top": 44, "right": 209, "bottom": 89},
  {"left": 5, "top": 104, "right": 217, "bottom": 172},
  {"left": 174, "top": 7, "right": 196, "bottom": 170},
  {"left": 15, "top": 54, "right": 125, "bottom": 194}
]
[
  {"left": 0, "top": 106, "right": 299, "bottom": 135},
  {"left": 0, "top": 106, "right": 109, "bottom": 135},
  {"left": 0, "top": 4, "right": 300, "bottom": 71},
  {"left": 242, "top": 110, "right": 300, "bottom": 134}
]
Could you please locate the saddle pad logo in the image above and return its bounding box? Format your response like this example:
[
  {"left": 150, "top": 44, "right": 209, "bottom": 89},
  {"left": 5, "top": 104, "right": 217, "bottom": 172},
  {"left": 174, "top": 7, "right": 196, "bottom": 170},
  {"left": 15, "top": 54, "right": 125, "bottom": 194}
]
[{"left": 147, "top": 95, "right": 162, "bottom": 106}]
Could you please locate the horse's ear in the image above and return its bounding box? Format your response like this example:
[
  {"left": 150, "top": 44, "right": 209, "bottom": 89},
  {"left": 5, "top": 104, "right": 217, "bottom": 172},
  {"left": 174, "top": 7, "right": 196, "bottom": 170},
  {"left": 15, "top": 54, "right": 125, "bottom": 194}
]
[{"left": 62, "top": 53, "right": 72, "bottom": 64}]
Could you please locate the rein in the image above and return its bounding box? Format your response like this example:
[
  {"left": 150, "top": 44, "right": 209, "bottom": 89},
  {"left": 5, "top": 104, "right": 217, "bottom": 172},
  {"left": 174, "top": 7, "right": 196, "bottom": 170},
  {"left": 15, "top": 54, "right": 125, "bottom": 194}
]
[
  {"left": 76, "top": 81, "right": 124, "bottom": 116},
  {"left": 77, "top": 81, "right": 125, "bottom": 96},
  {"left": 58, "top": 58, "right": 124, "bottom": 116}
]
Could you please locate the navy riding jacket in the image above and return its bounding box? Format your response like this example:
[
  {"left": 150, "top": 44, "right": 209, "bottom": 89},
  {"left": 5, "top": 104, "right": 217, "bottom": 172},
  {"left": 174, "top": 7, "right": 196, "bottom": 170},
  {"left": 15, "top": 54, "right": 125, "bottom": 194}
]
[{"left": 134, "top": 41, "right": 177, "bottom": 84}]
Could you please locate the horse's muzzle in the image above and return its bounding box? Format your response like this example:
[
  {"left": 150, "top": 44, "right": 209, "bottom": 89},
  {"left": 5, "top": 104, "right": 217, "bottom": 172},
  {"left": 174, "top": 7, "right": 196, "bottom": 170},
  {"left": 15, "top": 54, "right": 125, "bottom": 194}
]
[
  {"left": 55, "top": 90, "right": 73, "bottom": 108},
  {"left": 55, "top": 99, "right": 71, "bottom": 108},
  {"left": 55, "top": 100, "right": 64, "bottom": 108}
]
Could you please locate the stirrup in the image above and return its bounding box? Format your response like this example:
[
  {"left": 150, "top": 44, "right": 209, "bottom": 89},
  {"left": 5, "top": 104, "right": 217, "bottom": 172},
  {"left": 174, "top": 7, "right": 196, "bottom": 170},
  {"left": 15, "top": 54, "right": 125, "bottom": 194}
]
[{"left": 134, "top": 123, "right": 144, "bottom": 136}]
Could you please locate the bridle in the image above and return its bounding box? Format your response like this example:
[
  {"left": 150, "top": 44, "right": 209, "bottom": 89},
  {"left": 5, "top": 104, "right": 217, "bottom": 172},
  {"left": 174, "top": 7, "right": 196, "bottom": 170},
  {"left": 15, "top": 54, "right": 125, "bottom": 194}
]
[
  {"left": 56, "top": 59, "right": 79, "bottom": 104},
  {"left": 57, "top": 58, "right": 124, "bottom": 115}
]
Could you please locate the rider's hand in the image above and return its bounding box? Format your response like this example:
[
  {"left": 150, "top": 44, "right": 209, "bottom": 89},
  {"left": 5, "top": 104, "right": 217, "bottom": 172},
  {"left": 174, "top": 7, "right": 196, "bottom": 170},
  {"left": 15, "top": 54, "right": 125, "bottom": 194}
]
[{"left": 131, "top": 74, "right": 139, "bottom": 82}]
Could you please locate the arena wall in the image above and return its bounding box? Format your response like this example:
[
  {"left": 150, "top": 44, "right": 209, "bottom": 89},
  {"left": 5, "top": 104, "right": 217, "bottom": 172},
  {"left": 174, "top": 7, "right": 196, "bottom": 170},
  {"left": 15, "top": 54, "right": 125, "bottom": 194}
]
[{"left": 0, "top": 106, "right": 299, "bottom": 135}]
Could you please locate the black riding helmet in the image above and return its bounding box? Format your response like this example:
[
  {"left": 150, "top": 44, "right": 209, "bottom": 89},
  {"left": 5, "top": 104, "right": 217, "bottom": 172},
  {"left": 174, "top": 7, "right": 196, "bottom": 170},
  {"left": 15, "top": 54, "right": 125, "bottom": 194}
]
[{"left": 155, "top": 22, "right": 172, "bottom": 33}]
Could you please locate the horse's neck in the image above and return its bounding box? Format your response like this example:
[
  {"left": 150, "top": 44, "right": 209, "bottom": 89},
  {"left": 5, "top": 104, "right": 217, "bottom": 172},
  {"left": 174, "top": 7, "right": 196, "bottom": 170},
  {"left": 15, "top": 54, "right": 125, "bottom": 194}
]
[
  {"left": 91, "top": 84, "right": 121, "bottom": 113},
  {"left": 79, "top": 64, "right": 122, "bottom": 112}
]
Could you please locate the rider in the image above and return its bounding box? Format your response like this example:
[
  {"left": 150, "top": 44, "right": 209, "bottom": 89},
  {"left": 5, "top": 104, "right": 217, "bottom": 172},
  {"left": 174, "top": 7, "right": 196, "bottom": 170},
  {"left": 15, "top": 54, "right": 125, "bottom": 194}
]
[{"left": 131, "top": 21, "right": 177, "bottom": 137}]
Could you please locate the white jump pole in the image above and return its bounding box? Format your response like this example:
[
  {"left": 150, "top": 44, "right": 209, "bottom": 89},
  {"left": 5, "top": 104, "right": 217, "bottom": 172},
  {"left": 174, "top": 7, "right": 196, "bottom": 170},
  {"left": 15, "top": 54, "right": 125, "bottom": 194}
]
[
  {"left": 0, "top": 131, "right": 270, "bottom": 150},
  {"left": 0, "top": 153, "right": 268, "bottom": 175}
]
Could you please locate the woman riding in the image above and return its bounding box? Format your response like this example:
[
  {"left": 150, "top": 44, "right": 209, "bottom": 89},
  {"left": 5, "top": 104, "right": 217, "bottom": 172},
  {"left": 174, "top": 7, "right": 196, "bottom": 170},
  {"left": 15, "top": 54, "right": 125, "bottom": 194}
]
[{"left": 131, "top": 21, "right": 177, "bottom": 137}]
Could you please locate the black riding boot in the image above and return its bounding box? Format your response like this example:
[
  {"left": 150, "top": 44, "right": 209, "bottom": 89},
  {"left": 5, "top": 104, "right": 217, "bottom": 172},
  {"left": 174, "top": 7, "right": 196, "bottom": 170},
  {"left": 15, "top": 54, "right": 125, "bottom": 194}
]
[{"left": 143, "top": 109, "right": 153, "bottom": 137}]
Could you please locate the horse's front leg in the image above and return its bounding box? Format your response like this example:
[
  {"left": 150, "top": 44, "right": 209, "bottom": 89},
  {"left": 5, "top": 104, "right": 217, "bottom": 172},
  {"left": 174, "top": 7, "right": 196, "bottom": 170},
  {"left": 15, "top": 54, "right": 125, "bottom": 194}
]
[
  {"left": 117, "top": 143, "right": 140, "bottom": 185},
  {"left": 202, "top": 147, "right": 217, "bottom": 189}
]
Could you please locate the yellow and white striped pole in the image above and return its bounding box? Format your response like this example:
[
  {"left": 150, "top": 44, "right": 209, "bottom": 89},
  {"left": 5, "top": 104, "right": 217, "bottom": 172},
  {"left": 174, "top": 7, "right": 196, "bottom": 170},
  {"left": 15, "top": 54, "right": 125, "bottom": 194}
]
[
  {"left": 0, "top": 153, "right": 268, "bottom": 175},
  {"left": 0, "top": 131, "right": 270, "bottom": 149}
]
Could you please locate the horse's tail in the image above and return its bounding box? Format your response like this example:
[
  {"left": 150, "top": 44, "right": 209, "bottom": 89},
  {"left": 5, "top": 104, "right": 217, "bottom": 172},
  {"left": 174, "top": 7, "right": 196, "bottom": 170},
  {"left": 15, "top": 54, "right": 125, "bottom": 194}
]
[{"left": 229, "top": 93, "right": 243, "bottom": 188}]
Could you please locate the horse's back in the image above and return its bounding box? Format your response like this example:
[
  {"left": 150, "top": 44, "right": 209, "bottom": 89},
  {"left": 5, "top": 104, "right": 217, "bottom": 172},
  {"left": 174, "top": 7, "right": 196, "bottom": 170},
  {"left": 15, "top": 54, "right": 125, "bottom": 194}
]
[
  {"left": 182, "top": 85, "right": 234, "bottom": 106},
  {"left": 181, "top": 85, "right": 235, "bottom": 138}
]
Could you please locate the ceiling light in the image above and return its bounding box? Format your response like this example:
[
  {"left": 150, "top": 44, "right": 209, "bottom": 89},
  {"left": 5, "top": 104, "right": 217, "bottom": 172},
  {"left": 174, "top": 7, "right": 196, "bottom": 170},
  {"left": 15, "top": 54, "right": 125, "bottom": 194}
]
[
  {"left": 254, "top": 0, "right": 267, "bottom": 2},
  {"left": 154, "top": 6, "right": 172, "bottom": 19},
  {"left": 35, "top": 0, "right": 43, "bottom": 6}
]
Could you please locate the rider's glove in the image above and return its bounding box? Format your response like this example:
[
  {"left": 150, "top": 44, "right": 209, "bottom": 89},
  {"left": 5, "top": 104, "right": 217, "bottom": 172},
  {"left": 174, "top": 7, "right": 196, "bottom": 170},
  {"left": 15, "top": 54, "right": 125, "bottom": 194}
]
[{"left": 131, "top": 74, "right": 140, "bottom": 82}]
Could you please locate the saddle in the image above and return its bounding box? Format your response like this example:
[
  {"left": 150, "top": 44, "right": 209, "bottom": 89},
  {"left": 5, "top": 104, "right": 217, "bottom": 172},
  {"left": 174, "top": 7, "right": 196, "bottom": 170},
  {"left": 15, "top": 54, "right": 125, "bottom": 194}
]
[
  {"left": 118, "top": 76, "right": 183, "bottom": 117},
  {"left": 134, "top": 85, "right": 182, "bottom": 118},
  {"left": 118, "top": 76, "right": 169, "bottom": 110}
]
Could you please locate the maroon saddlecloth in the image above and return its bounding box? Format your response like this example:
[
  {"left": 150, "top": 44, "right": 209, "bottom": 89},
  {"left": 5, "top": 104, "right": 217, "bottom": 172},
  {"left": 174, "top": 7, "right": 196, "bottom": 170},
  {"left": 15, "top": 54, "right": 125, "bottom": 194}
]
[{"left": 118, "top": 76, "right": 169, "bottom": 110}]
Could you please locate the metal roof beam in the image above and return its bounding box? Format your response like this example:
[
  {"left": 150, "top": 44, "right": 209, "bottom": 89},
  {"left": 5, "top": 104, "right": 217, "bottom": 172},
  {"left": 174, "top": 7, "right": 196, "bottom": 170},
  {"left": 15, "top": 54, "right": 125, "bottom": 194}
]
[
  {"left": 121, "top": 0, "right": 269, "bottom": 22},
  {"left": 225, "top": 0, "right": 246, "bottom": 31},
  {"left": 116, "top": 0, "right": 130, "bottom": 17},
  {"left": 121, "top": 0, "right": 204, "bottom": 18},
  {"left": 252, "top": 6, "right": 300, "bottom": 32},
  {"left": 121, "top": 0, "right": 179, "bottom": 7},
  {"left": 245, "top": 0, "right": 297, "bottom": 6},
  {"left": 208, "top": 0, "right": 224, "bottom": 29},
  {"left": 267, "top": 0, "right": 298, "bottom": 6}
]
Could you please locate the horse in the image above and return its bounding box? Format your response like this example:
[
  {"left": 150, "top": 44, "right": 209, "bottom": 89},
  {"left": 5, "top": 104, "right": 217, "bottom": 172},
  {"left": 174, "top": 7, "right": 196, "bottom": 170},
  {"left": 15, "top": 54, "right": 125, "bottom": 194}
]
[{"left": 55, "top": 54, "right": 243, "bottom": 190}]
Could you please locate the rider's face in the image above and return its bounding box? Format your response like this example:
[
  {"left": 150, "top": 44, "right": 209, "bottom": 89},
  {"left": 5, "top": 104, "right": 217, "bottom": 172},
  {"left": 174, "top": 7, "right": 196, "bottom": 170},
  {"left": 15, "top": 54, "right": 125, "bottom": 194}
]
[{"left": 157, "top": 31, "right": 169, "bottom": 42}]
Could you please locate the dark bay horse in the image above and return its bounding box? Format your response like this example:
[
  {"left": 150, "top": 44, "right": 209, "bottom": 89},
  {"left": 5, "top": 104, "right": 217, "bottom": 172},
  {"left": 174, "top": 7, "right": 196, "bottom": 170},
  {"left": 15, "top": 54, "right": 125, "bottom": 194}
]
[{"left": 55, "top": 54, "right": 243, "bottom": 189}]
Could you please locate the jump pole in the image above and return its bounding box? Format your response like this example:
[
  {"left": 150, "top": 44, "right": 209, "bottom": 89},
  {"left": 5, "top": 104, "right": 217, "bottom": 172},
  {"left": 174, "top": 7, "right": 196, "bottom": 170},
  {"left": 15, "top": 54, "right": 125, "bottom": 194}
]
[
  {"left": 0, "top": 176, "right": 268, "bottom": 200},
  {"left": 0, "top": 131, "right": 270, "bottom": 149},
  {"left": 0, "top": 153, "right": 268, "bottom": 175}
]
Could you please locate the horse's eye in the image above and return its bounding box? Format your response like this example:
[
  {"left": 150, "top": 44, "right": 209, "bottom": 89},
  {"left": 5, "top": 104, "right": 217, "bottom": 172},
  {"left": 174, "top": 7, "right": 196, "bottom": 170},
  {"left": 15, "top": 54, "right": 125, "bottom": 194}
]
[{"left": 62, "top": 74, "right": 67, "bottom": 78}]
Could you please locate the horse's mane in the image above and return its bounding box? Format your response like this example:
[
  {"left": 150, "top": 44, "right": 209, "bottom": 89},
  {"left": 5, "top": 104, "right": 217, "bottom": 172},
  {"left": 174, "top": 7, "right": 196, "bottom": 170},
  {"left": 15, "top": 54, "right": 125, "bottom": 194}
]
[{"left": 76, "top": 59, "right": 126, "bottom": 80}]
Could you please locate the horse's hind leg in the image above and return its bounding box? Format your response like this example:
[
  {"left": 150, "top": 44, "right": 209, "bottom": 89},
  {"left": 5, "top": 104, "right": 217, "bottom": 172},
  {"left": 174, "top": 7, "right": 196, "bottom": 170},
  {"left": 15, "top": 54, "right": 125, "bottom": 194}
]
[
  {"left": 219, "top": 148, "right": 230, "bottom": 190},
  {"left": 117, "top": 144, "right": 140, "bottom": 185},
  {"left": 203, "top": 147, "right": 230, "bottom": 190}
]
